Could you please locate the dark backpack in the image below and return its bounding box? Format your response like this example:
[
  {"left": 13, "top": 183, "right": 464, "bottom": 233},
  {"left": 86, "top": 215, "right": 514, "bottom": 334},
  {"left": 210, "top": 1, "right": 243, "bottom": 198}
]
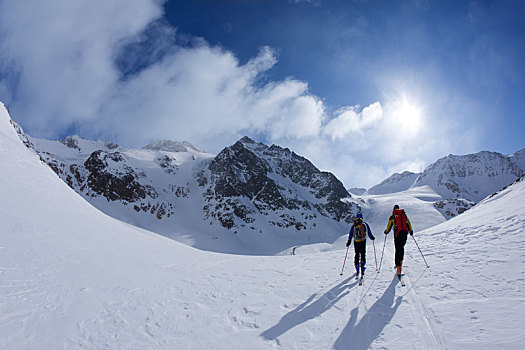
[
  {"left": 393, "top": 209, "right": 408, "bottom": 235},
  {"left": 353, "top": 218, "right": 366, "bottom": 241}
]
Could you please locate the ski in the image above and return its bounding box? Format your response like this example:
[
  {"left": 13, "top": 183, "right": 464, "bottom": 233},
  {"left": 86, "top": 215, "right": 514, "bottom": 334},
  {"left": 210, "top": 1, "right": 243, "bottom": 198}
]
[{"left": 358, "top": 276, "right": 364, "bottom": 286}]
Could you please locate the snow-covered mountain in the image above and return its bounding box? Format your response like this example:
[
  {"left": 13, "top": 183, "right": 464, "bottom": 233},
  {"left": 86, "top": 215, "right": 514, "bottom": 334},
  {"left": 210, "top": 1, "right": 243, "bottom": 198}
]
[
  {"left": 414, "top": 151, "right": 524, "bottom": 202},
  {"left": 368, "top": 151, "right": 524, "bottom": 202},
  {"left": 31, "top": 134, "right": 212, "bottom": 220},
  {"left": 368, "top": 171, "right": 420, "bottom": 195},
  {"left": 2, "top": 102, "right": 525, "bottom": 349},
  {"left": 362, "top": 150, "right": 524, "bottom": 221},
  {"left": 27, "top": 132, "right": 358, "bottom": 255}
]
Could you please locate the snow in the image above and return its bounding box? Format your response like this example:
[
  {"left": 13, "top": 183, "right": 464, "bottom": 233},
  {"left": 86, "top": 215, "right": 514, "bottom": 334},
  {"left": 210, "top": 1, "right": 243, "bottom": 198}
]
[
  {"left": 508, "top": 148, "right": 525, "bottom": 172},
  {"left": 352, "top": 185, "right": 446, "bottom": 235},
  {"left": 1, "top": 102, "right": 525, "bottom": 349}
]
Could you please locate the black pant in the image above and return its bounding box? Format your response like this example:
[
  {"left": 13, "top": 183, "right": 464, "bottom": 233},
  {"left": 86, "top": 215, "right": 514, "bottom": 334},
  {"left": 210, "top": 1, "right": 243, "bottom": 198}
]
[
  {"left": 354, "top": 240, "right": 366, "bottom": 267},
  {"left": 394, "top": 230, "right": 408, "bottom": 267}
]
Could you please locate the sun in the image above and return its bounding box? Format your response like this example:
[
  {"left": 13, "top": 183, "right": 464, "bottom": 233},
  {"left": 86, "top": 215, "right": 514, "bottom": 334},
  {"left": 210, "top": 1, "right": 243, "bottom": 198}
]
[{"left": 392, "top": 96, "right": 422, "bottom": 133}]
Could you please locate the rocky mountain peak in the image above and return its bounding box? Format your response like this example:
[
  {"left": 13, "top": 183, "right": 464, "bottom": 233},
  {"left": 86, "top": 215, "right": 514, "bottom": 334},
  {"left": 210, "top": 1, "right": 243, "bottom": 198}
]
[
  {"left": 238, "top": 136, "right": 257, "bottom": 145},
  {"left": 201, "top": 137, "right": 357, "bottom": 231}
]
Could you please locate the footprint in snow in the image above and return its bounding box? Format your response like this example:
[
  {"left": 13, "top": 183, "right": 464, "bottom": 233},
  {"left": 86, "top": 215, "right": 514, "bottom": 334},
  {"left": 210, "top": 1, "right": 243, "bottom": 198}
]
[{"left": 227, "top": 307, "right": 261, "bottom": 330}]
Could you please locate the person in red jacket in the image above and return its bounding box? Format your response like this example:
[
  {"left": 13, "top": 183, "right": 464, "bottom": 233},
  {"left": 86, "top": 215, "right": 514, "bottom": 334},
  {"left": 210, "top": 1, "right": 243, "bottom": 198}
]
[{"left": 384, "top": 205, "right": 413, "bottom": 278}]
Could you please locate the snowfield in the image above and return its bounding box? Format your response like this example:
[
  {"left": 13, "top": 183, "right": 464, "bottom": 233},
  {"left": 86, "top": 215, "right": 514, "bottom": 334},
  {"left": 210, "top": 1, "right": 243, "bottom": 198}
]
[{"left": 1, "top": 103, "right": 524, "bottom": 349}]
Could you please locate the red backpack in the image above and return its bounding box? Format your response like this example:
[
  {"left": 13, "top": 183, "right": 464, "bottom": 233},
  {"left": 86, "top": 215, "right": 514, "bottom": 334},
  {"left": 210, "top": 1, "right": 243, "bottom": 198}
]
[{"left": 393, "top": 209, "right": 408, "bottom": 235}]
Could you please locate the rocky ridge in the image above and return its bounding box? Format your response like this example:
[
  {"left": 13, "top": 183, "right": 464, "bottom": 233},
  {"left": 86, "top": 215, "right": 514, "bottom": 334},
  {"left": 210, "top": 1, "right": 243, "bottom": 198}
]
[{"left": 198, "top": 137, "right": 358, "bottom": 231}]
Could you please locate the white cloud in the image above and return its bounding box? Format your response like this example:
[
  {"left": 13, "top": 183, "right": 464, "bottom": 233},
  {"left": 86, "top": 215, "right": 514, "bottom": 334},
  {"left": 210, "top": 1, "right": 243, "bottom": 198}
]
[
  {"left": 249, "top": 80, "right": 325, "bottom": 141},
  {"left": 323, "top": 102, "right": 383, "bottom": 140},
  {"left": 0, "top": 1, "right": 327, "bottom": 152},
  {"left": 0, "top": 0, "right": 163, "bottom": 135},
  {"left": 93, "top": 44, "right": 324, "bottom": 150}
]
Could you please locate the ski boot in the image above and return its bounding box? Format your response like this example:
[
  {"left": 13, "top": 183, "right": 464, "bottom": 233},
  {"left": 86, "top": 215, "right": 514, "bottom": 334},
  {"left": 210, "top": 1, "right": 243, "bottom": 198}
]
[{"left": 360, "top": 262, "right": 366, "bottom": 277}]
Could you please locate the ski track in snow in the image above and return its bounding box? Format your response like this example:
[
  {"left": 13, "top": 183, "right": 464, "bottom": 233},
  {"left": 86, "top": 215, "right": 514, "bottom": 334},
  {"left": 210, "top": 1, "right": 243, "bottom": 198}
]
[{"left": 403, "top": 271, "right": 444, "bottom": 349}]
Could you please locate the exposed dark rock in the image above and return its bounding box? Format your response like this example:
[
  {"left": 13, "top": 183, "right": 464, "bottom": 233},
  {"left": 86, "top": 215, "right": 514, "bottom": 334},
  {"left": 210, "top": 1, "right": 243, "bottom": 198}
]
[
  {"left": 201, "top": 137, "right": 358, "bottom": 229},
  {"left": 105, "top": 142, "right": 119, "bottom": 150},
  {"left": 433, "top": 198, "right": 475, "bottom": 219},
  {"left": 84, "top": 150, "right": 157, "bottom": 202},
  {"left": 60, "top": 136, "right": 81, "bottom": 150}
]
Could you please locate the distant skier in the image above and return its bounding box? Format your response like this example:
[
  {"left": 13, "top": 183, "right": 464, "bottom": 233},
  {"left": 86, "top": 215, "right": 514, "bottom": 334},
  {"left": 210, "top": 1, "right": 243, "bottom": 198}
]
[
  {"left": 346, "top": 213, "right": 375, "bottom": 278},
  {"left": 384, "top": 205, "right": 414, "bottom": 278}
]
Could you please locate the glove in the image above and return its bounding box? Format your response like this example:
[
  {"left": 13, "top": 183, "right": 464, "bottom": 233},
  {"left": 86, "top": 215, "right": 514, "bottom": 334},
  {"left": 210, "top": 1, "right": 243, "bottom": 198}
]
[
  {"left": 384, "top": 230, "right": 388, "bottom": 235},
  {"left": 371, "top": 236, "right": 375, "bottom": 240},
  {"left": 410, "top": 231, "right": 414, "bottom": 236},
  {"left": 346, "top": 240, "right": 351, "bottom": 247}
]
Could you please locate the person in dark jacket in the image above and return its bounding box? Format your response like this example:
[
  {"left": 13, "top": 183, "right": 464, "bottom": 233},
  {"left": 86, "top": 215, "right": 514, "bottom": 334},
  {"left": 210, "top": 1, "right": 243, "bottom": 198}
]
[
  {"left": 346, "top": 213, "right": 375, "bottom": 278},
  {"left": 384, "top": 205, "right": 414, "bottom": 278}
]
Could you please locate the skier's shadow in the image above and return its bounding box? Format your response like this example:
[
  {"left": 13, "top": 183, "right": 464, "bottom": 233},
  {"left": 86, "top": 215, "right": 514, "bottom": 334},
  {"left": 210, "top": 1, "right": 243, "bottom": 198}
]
[
  {"left": 333, "top": 276, "right": 403, "bottom": 350},
  {"left": 260, "top": 277, "right": 357, "bottom": 341}
]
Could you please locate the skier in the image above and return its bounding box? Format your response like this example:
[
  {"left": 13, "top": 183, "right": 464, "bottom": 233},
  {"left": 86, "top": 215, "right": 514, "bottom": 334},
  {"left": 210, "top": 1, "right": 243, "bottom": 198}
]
[
  {"left": 384, "top": 205, "right": 414, "bottom": 279},
  {"left": 346, "top": 213, "right": 375, "bottom": 279}
]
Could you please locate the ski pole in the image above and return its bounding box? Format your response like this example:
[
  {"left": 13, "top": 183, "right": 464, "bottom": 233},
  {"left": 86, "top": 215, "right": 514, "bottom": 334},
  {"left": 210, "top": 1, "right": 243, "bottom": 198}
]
[
  {"left": 340, "top": 246, "right": 349, "bottom": 276},
  {"left": 411, "top": 235, "right": 430, "bottom": 268},
  {"left": 378, "top": 234, "right": 387, "bottom": 272},
  {"left": 373, "top": 239, "right": 378, "bottom": 272}
]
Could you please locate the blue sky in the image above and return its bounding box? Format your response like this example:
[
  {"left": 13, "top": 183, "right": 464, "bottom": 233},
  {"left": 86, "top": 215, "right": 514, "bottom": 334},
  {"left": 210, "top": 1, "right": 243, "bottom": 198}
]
[{"left": 0, "top": 0, "right": 524, "bottom": 188}]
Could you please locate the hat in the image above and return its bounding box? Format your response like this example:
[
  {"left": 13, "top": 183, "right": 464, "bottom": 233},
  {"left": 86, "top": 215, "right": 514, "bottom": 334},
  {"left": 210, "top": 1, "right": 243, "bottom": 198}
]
[
  {"left": 393, "top": 205, "right": 399, "bottom": 210},
  {"left": 356, "top": 213, "right": 363, "bottom": 219}
]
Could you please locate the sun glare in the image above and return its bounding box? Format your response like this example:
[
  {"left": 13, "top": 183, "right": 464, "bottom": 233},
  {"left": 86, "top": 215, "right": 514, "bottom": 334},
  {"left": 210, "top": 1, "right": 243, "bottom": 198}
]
[{"left": 392, "top": 97, "right": 422, "bottom": 133}]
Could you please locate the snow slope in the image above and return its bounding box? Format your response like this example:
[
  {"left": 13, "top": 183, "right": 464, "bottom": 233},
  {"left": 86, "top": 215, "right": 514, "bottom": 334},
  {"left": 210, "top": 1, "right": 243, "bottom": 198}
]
[
  {"left": 354, "top": 185, "right": 445, "bottom": 235},
  {"left": 2, "top": 102, "right": 525, "bottom": 349},
  {"left": 408, "top": 175, "right": 525, "bottom": 348},
  {"left": 367, "top": 171, "right": 419, "bottom": 195}
]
